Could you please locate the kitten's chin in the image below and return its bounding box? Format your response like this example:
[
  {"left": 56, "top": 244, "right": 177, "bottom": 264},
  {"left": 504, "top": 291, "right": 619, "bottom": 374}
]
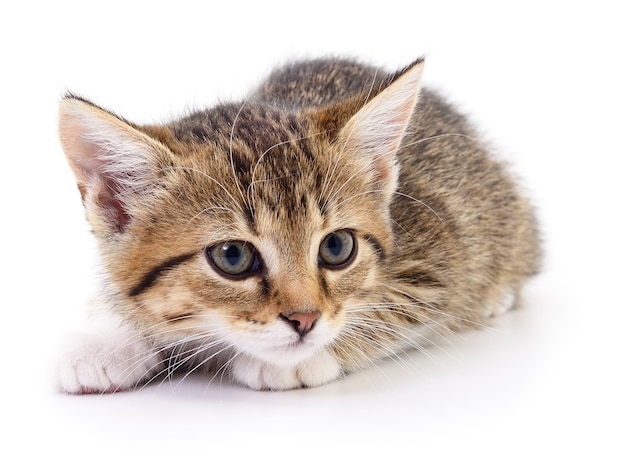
[
  {"left": 232, "top": 320, "right": 339, "bottom": 367},
  {"left": 241, "top": 340, "right": 324, "bottom": 367}
]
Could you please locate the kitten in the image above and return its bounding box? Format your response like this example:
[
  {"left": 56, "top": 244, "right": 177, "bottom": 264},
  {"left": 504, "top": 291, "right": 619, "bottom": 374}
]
[{"left": 57, "top": 57, "right": 541, "bottom": 393}]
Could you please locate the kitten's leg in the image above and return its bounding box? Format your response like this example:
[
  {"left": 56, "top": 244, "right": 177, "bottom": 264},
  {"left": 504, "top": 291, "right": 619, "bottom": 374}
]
[
  {"left": 58, "top": 312, "right": 163, "bottom": 394},
  {"left": 485, "top": 285, "right": 519, "bottom": 318},
  {"left": 231, "top": 348, "right": 341, "bottom": 391}
]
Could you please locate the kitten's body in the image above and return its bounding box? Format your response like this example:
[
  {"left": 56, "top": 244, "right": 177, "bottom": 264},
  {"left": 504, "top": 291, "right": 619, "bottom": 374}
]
[{"left": 58, "top": 58, "right": 540, "bottom": 392}]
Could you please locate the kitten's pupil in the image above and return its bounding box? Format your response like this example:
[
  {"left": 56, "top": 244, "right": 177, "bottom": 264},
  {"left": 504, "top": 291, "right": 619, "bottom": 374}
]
[
  {"left": 207, "top": 241, "right": 259, "bottom": 277},
  {"left": 319, "top": 230, "right": 356, "bottom": 268},
  {"left": 326, "top": 235, "right": 343, "bottom": 256},
  {"left": 223, "top": 244, "right": 244, "bottom": 267}
]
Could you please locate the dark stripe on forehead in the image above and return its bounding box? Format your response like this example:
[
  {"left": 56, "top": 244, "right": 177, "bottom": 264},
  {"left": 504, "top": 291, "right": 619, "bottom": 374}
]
[{"left": 129, "top": 252, "right": 196, "bottom": 297}]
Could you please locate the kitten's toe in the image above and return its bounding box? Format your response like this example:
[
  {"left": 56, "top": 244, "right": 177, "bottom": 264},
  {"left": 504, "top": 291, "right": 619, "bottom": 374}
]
[
  {"left": 57, "top": 331, "right": 161, "bottom": 394},
  {"left": 232, "top": 349, "right": 340, "bottom": 391},
  {"left": 59, "top": 354, "right": 116, "bottom": 394},
  {"left": 297, "top": 348, "right": 341, "bottom": 387},
  {"left": 231, "top": 355, "right": 301, "bottom": 391}
]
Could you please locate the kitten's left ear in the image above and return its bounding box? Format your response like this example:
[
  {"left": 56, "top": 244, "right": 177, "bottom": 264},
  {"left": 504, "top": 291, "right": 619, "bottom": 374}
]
[
  {"left": 58, "top": 97, "right": 170, "bottom": 234},
  {"left": 337, "top": 59, "right": 424, "bottom": 194}
]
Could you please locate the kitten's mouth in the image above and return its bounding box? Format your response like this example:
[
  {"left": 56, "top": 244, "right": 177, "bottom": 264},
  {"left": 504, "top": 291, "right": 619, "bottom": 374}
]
[
  {"left": 283, "top": 334, "right": 316, "bottom": 349},
  {"left": 289, "top": 336, "right": 315, "bottom": 348},
  {"left": 251, "top": 343, "right": 315, "bottom": 366},
  {"left": 234, "top": 313, "right": 337, "bottom": 365}
]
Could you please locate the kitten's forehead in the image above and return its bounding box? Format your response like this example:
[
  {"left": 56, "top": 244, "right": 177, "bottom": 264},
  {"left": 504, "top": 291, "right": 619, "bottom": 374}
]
[
  {"left": 172, "top": 103, "right": 324, "bottom": 206},
  {"left": 164, "top": 101, "right": 378, "bottom": 243},
  {"left": 173, "top": 102, "right": 311, "bottom": 156}
]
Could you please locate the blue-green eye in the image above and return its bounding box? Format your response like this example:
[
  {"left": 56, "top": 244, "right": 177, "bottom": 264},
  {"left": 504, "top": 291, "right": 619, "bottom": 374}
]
[
  {"left": 206, "top": 241, "right": 260, "bottom": 278},
  {"left": 319, "top": 230, "right": 356, "bottom": 268}
]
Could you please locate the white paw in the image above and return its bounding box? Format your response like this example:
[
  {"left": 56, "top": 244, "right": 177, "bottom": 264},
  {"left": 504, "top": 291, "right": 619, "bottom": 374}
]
[
  {"left": 57, "top": 317, "right": 162, "bottom": 394},
  {"left": 296, "top": 348, "right": 341, "bottom": 387},
  {"left": 231, "top": 349, "right": 341, "bottom": 391},
  {"left": 232, "top": 356, "right": 301, "bottom": 391}
]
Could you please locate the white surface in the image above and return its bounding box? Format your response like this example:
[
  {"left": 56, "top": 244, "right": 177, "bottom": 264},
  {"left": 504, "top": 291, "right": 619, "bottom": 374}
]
[{"left": 2, "top": 1, "right": 624, "bottom": 468}]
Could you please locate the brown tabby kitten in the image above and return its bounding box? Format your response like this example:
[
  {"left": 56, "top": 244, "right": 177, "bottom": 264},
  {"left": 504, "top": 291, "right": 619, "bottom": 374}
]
[{"left": 57, "top": 57, "right": 541, "bottom": 393}]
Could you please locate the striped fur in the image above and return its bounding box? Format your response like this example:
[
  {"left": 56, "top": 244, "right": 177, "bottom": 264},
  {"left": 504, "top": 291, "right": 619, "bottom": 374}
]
[{"left": 57, "top": 57, "right": 541, "bottom": 392}]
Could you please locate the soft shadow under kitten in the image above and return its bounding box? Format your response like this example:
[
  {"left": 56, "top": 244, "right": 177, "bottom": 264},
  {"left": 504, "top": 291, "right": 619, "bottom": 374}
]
[{"left": 57, "top": 57, "right": 541, "bottom": 393}]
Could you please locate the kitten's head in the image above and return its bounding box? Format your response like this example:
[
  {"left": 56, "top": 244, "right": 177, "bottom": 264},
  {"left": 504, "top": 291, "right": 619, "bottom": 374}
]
[{"left": 58, "top": 60, "right": 423, "bottom": 368}]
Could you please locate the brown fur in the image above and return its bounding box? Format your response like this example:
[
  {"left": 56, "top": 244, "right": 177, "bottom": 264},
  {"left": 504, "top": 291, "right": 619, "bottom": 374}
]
[{"left": 58, "top": 57, "right": 541, "bottom": 391}]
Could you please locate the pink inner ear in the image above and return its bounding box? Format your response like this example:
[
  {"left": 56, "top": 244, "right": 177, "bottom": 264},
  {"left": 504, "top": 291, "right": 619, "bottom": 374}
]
[
  {"left": 71, "top": 137, "right": 132, "bottom": 231},
  {"left": 91, "top": 175, "right": 132, "bottom": 231},
  {"left": 60, "top": 105, "right": 139, "bottom": 232},
  {"left": 337, "top": 61, "right": 424, "bottom": 194},
  {"left": 373, "top": 153, "right": 396, "bottom": 188}
]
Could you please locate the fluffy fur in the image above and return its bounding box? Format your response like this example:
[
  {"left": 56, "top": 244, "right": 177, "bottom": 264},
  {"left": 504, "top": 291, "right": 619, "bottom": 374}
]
[{"left": 57, "top": 57, "right": 541, "bottom": 392}]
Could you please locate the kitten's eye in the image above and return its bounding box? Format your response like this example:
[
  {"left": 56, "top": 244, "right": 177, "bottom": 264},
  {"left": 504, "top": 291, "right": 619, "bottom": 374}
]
[
  {"left": 319, "top": 230, "right": 357, "bottom": 268},
  {"left": 206, "top": 241, "right": 260, "bottom": 278}
]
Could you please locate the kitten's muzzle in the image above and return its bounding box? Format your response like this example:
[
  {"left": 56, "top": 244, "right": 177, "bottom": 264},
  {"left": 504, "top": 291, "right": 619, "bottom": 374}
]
[{"left": 279, "top": 311, "right": 321, "bottom": 338}]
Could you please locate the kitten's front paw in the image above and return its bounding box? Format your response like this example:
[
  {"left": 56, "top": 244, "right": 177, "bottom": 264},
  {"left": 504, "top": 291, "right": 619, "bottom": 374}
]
[
  {"left": 58, "top": 323, "right": 162, "bottom": 394},
  {"left": 232, "top": 349, "right": 341, "bottom": 391}
]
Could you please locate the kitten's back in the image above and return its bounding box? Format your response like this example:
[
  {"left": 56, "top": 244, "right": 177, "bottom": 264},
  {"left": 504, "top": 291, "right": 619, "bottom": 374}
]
[
  {"left": 251, "top": 57, "right": 383, "bottom": 107},
  {"left": 255, "top": 57, "right": 541, "bottom": 322}
]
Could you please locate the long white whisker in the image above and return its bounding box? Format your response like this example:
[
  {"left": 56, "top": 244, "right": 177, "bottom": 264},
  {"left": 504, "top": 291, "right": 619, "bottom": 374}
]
[
  {"left": 318, "top": 69, "right": 380, "bottom": 212},
  {"left": 399, "top": 132, "right": 477, "bottom": 151},
  {"left": 229, "top": 101, "right": 250, "bottom": 211},
  {"left": 171, "top": 341, "right": 237, "bottom": 392},
  {"left": 168, "top": 165, "right": 243, "bottom": 212},
  {"left": 342, "top": 309, "right": 453, "bottom": 362},
  {"left": 378, "top": 281, "right": 490, "bottom": 329},
  {"left": 335, "top": 188, "right": 444, "bottom": 223},
  {"left": 248, "top": 131, "right": 325, "bottom": 207}
]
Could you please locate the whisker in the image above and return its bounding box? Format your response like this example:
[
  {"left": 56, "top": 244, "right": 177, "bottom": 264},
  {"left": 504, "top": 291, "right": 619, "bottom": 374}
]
[
  {"left": 95, "top": 313, "right": 240, "bottom": 392},
  {"left": 341, "top": 311, "right": 452, "bottom": 364},
  {"left": 183, "top": 206, "right": 241, "bottom": 230},
  {"left": 331, "top": 335, "right": 392, "bottom": 382},
  {"left": 229, "top": 100, "right": 250, "bottom": 211},
  {"left": 334, "top": 328, "right": 417, "bottom": 380},
  {"left": 398, "top": 132, "right": 477, "bottom": 151},
  {"left": 335, "top": 188, "right": 444, "bottom": 223},
  {"left": 323, "top": 160, "right": 375, "bottom": 212},
  {"left": 345, "top": 300, "right": 460, "bottom": 341},
  {"left": 170, "top": 341, "right": 236, "bottom": 392},
  {"left": 318, "top": 69, "right": 380, "bottom": 212},
  {"left": 204, "top": 349, "right": 242, "bottom": 392},
  {"left": 248, "top": 131, "right": 325, "bottom": 207},
  {"left": 167, "top": 165, "right": 243, "bottom": 212},
  {"left": 378, "top": 281, "right": 491, "bottom": 329}
]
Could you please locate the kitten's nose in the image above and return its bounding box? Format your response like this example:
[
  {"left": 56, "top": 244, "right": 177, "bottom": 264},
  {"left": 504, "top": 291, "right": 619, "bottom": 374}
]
[{"left": 280, "top": 311, "right": 321, "bottom": 337}]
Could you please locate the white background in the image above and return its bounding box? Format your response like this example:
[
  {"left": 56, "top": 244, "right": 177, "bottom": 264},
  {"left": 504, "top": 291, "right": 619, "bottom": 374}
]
[{"left": 2, "top": 1, "right": 624, "bottom": 468}]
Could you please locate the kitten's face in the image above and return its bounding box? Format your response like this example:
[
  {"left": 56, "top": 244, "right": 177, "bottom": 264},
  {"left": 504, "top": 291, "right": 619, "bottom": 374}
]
[
  {"left": 98, "top": 105, "right": 393, "bottom": 365},
  {"left": 59, "top": 64, "right": 421, "bottom": 370}
]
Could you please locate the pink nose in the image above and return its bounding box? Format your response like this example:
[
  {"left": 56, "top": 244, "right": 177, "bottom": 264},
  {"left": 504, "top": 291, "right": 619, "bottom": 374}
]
[{"left": 280, "top": 311, "right": 321, "bottom": 337}]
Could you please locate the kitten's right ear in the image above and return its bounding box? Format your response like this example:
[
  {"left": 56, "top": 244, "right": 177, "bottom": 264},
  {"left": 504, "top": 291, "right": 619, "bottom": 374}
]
[
  {"left": 58, "top": 97, "right": 168, "bottom": 233},
  {"left": 319, "top": 59, "right": 424, "bottom": 198}
]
